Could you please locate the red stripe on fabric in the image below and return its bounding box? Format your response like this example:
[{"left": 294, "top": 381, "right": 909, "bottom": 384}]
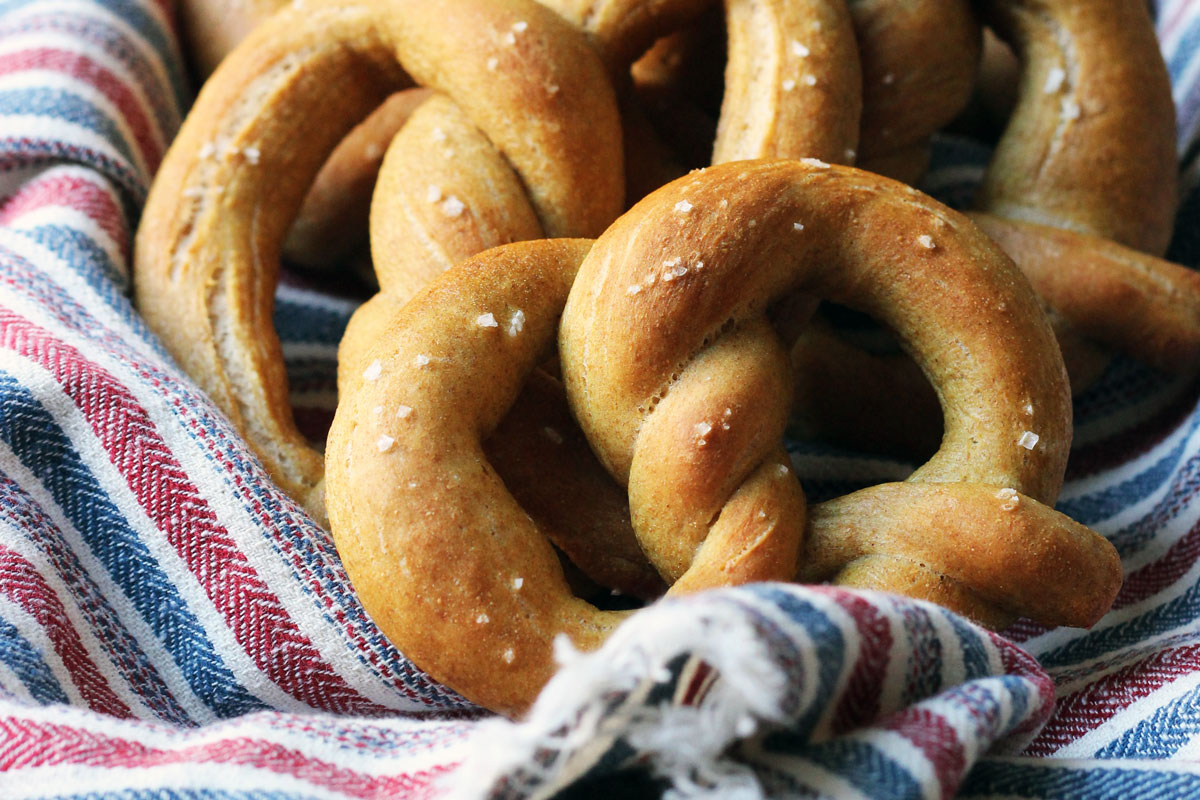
[
  {"left": 0, "top": 545, "right": 132, "bottom": 719},
  {"left": 1025, "top": 643, "right": 1200, "bottom": 756},
  {"left": 1000, "top": 619, "right": 1050, "bottom": 645},
  {"left": 0, "top": 171, "right": 128, "bottom": 259},
  {"left": 1067, "top": 382, "right": 1200, "bottom": 480},
  {"left": 829, "top": 592, "right": 891, "bottom": 734},
  {"left": 1114, "top": 517, "right": 1200, "bottom": 609},
  {"left": 0, "top": 309, "right": 393, "bottom": 716},
  {"left": 997, "top": 640, "right": 1055, "bottom": 740},
  {"left": 882, "top": 706, "right": 966, "bottom": 796},
  {"left": 0, "top": 47, "right": 163, "bottom": 173},
  {"left": 0, "top": 715, "right": 451, "bottom": 798}
]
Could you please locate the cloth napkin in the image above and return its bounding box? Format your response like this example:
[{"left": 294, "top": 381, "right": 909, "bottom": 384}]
[{"left": 0, "top": 0, "right": 1197, "bottom": 797}]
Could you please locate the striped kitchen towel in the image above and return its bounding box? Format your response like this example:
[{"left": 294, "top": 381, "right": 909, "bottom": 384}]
[{"left": 0, "top": 1, "right": 1197, "bottom": 798}]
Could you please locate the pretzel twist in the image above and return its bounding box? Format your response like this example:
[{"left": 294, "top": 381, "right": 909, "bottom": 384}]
[
  {"left": 560, "top": 160, "right": 1121, "bottom": 629},
  {"left": 326, "top": 239, "right": 636, "bottom": 716},
  {"left": 133, "top": 0, "right": 623, "bottom": 521}
]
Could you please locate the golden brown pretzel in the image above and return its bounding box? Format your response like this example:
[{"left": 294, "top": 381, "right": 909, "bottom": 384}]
[
  {"left": 560, "top": 160, "right": 1121, "bottom": 629},
  {"left": 624, "top": 0, "right": 981, "bottom": 182},
  {"left": 326, "top": 240, "right": 644, "bottom": 716},
  {"left": 791, "top": 0, "right": 1199, "bottom": 457},
  {"left": 543, "top": 0, "right": 863, "bottom": 166},
  {"left": 134, "top": 0, "right": 623, "bottom": 521}
]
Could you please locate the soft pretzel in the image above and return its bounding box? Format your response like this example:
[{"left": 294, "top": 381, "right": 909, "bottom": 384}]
[
  {"left": 326, "top": 239, "right": 644, "bottom": 716},
  {"left": 790, "top": 0, "right": 1200, "bottom": 457},
  {"left": 560, "top": 160, "right": 1121, "bottom": 629},
  {"left": 283, "top": 89, "right": 430, "bottom": 272},
  {"left": 624, "top": 0, "right": 980, "bottom": 183},
  {"left": 134, "top": 0, "right": 623, "bottom": 521}
]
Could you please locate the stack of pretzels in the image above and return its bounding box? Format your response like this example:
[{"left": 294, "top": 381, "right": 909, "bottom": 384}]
[{"left": 134, "top": 0, "right": 1193, "bottom": 717}]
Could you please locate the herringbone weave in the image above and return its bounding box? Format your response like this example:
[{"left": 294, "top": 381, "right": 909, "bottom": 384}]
[{"left": 0, "top": 1, "right": 1197, "bottom": 797}]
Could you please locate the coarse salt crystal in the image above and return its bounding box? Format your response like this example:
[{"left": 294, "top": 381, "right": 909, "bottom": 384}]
[
  {"left": 476, "top": 613, "right": 489, "bottom": 624},
  {"left": 396, "top": 404, "right": 413, "bottom": 418},
  {"left": 502, "top": 648, "right": 515, "bottom": 664},
  {"left": 996, "top": 487, "right": 1021, "bottom": 510},
  {"left": 1061, "top": 98, "right": 1081, "bottom": 120},
  {"left": 627, "top": 284, "right": 642, "bottom": 296},
  {"left": 918, "top": 234, "right": 936, "bottom": 249},
  {"left": 546, "top": 83, "right": 560, "bottom": 95},
  {"left": 487, "top": 56, "right": 499, "bottom": 70},
  {"left": 695, "top": 421, "right": 713, "bottom": 438},
  {"left": 362, "top": 359, "right": 382, "bottom": 381},
  {"left": 199, "top": 141, "right": 217, "bottom": 159},
  {"left": 508, "top": 309, "right": 525, "bottom": 336},
  {"left": 431, "top": 127, "right": 447, "bottom": 142},
  {"left": 782, "top": 79, "right": 797, "bottom": 92},
  {"left": 502, "top": 31, "right": 516, "bottom": 45},
  {"left": 372, "top": 405, "right": 383, "bottom": 416},
  {"left": 183, "top": 186, "right": 205, "bottom": 198},
  {"left": 475, "top": 312, "right": 498, "bottom": 328},
  {"left": 414, "top": 354, "right": 430, "bottom": 367},
  {"left": 426, "top": 185, "right": 442, "bottom": 203},
  {"left": 512, "top": 20, "right": 527, "bottom": 32},
  {"left": 376, "top": 435, "right": 395, "bottom": 452},
  {"left": 663, "top": 264, "right": 688, "bottom": 281},
  {"left": 242, "top": 146, "right": 260, "bottom": 164},
  {"left": 1018, "top": 431, "right": 1040, "bottom": 450},
  {"left": 441, "top": 196, "right": 466, "bottom": 217},
  {"left": 793, "top": 222, "right": 805, "bottom": 231},
  {"left": 1024, "top": 403, "right": 1034, "bottom": 415},
  {"left": 513, "top": 577, "right": 524, "bottom": 589},
  {"left": 803, "top": 74, "right": 818, "bottom": 86},
  {"left": 1043, "top": 66, "right": 1066, "bottom": 94},
  {"left": 800, "top": 157, "right": 830, "bottom": 169},
  {"left": 777, "top": 464, "right": 789, "bottom": 476},
  {"left": 791, "top": 41, "right": 810, "bottom": 57},
  {"left": 674, "top": 199, "right": 693, "bottom": 213}
]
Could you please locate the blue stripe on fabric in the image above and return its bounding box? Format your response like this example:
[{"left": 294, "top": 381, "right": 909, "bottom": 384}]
[
  {"left": 780, "top": 738, "right": 925, "bottom": 800},
  {"left": 0, "top": 615, "right": 68, "bottom": 705},
  {"left": 939, "top": 609, "right": 991, "bottom": 681},
  {"left": 901, "top": 604, "right": 943, "bottom": 706},
  {"left": 0, "top": 0, "right": 189, "bottom": 111},
  {"left": 0, "top": 475, "right": 193, "bottom": 725},
  {"left": 17, "top": 223, "right": 128, "bottom": 293},
  {"left": 1095, "top": 681, "right": 1200, "bottom": 758},
  {"left": 962, "top": 760, "right": 1200, "bottom": 799},
  {"left": 0, "top": 138, "right": 145, "bottom": 207},
  {"left": 1059, "top": 433, "right": 1199, "bottom": 534},
  {"left": 273, "top": 300, "right": 353, "bottom": 347},
  {"left": 1038, "top": 579, "right": 1200, "bottom": 669},
  {"left": 0, "top": 371, "right": 267, "bottom": 717},
  {"left": 0, "top": 87, "right": 139, "bottom": 168},
  {"left": 0, "top": 11, "right": 182, "bottom": 152},
  {"left": 750, "top": 586, "right": 846, "bottom": 739}
]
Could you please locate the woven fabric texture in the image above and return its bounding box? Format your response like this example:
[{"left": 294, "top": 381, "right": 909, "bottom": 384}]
[{"left": 0, "top": 1, "right": 1197, "bottom": 797}]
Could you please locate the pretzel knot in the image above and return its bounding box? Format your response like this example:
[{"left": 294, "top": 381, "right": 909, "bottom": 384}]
[
  {"left": 133, "top": 0, "right": 623, "bottom": 522},
  {"left": 560, "top": 160, "right": 1122, "bottom": 631}
]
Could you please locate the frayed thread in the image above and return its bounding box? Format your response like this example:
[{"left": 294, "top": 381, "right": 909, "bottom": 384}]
[{"left": 443, "top": 593, "right": 790, "bottom": 799}]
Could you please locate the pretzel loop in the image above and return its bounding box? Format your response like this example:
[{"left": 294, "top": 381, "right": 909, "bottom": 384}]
[
  {"left": 134, "top": 0, "right": 623, "bottom": 520},
  {"left": 560, "top": 160, "right": 1121, "bottom": 628}
]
